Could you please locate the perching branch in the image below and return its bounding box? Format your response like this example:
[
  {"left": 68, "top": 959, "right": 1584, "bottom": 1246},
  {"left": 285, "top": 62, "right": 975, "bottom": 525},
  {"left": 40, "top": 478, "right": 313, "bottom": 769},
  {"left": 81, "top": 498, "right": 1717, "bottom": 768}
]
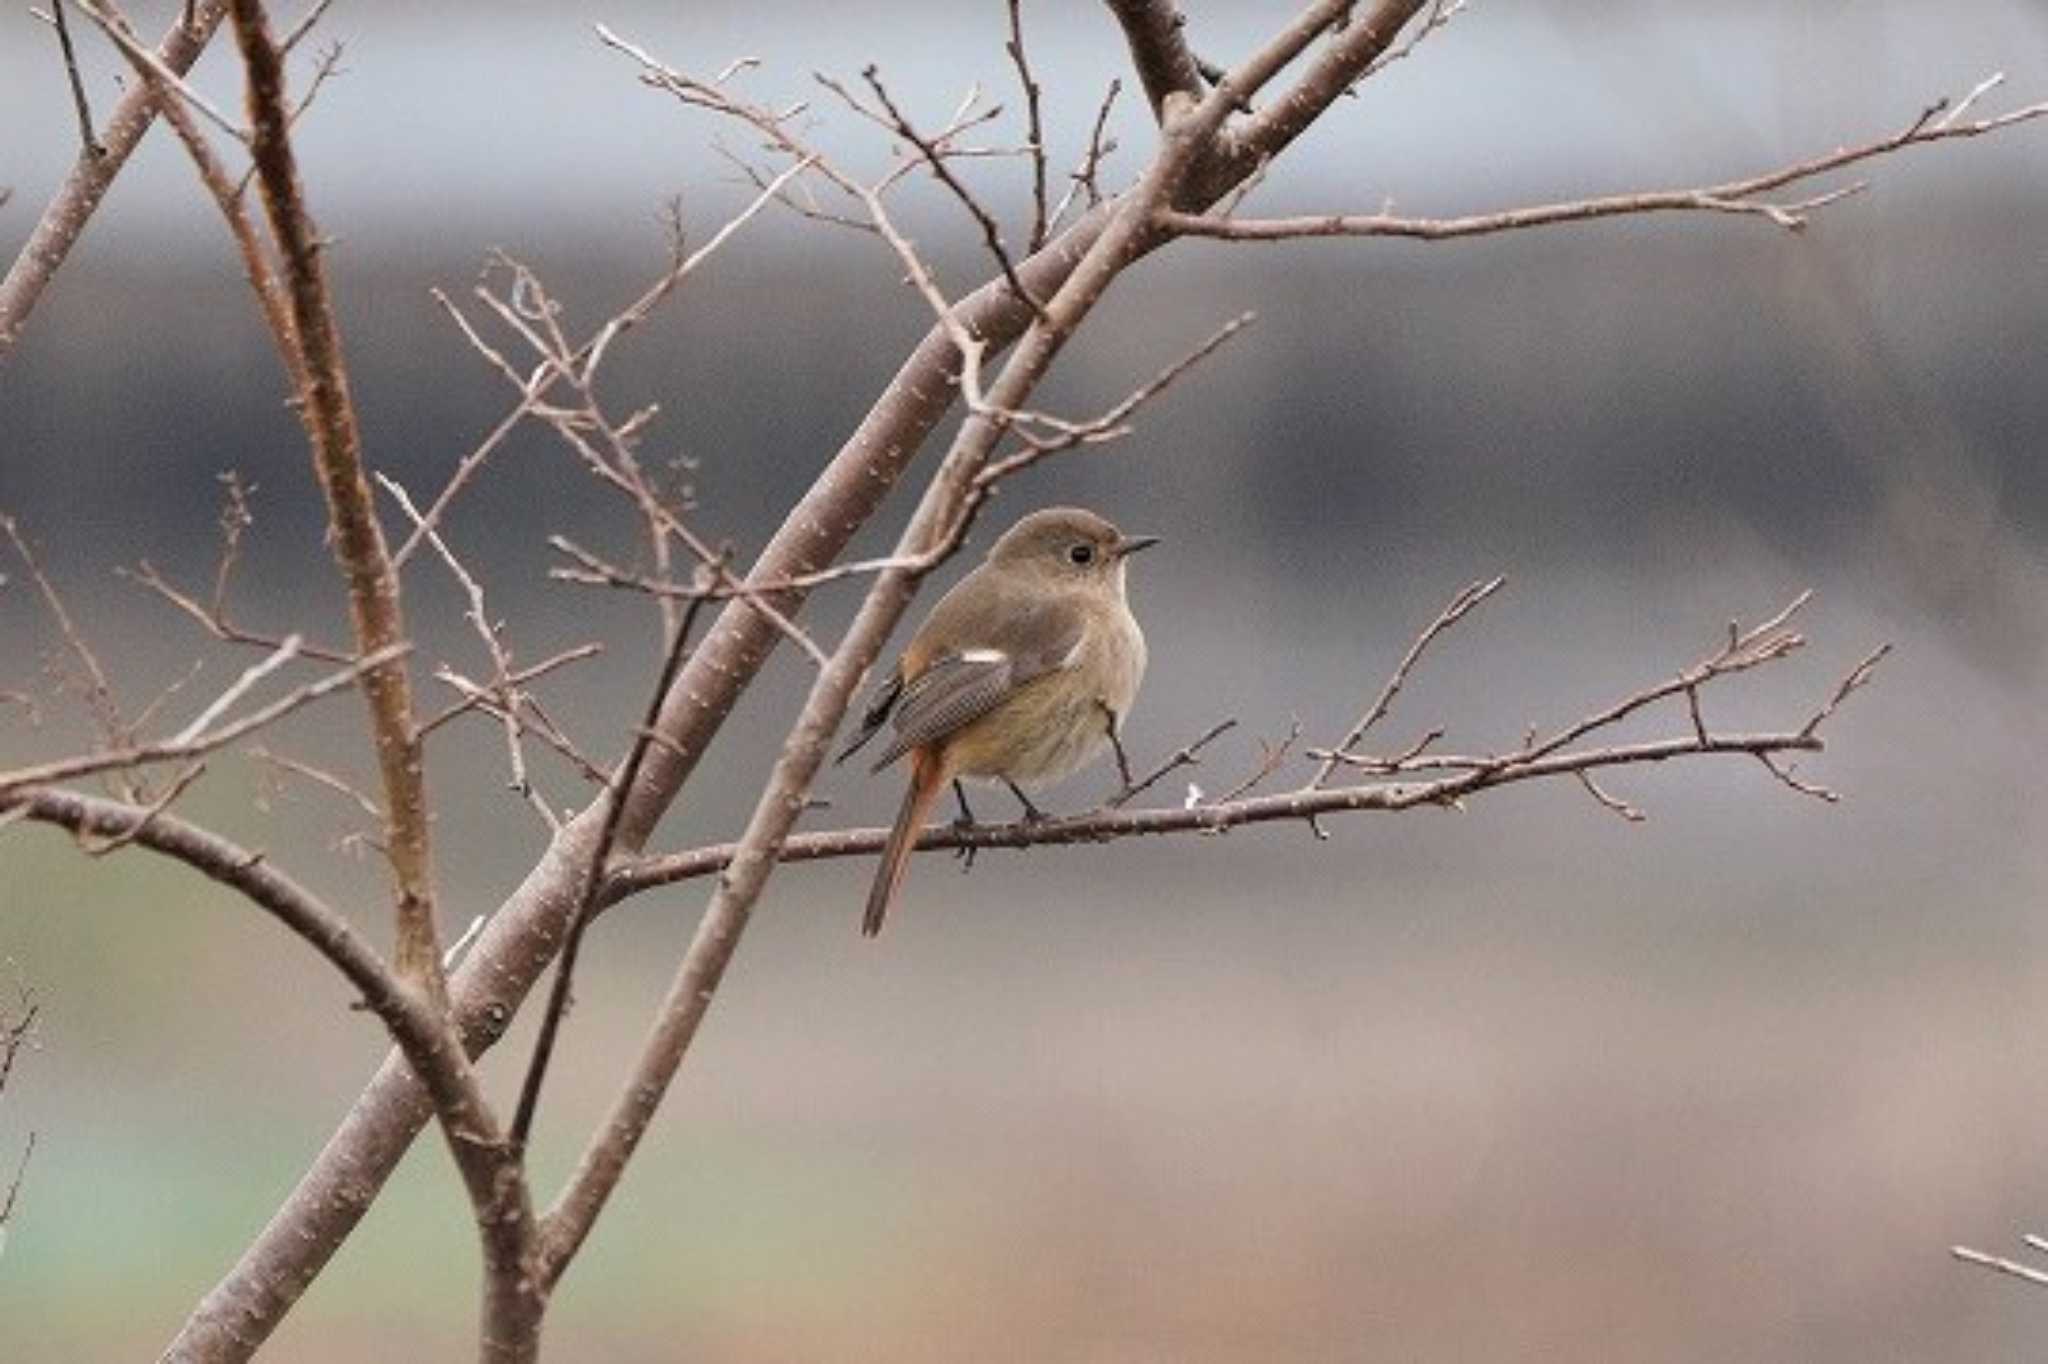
[{"left": 609, "top": 593, "right": 1879, "bottom": 899}]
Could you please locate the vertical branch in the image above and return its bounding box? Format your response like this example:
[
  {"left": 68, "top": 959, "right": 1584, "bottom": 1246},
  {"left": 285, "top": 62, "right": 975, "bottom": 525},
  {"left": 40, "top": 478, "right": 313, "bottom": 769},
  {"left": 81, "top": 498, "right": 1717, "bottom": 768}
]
[
  {"left": 1004, "top": 0, "right": 1049, "bottom": 252},
  {"left": 226, "top": 0, "right": 442, "bottom": 996},
  {"left": 0, "top": 0, "right": 229, "bottom": 355}
]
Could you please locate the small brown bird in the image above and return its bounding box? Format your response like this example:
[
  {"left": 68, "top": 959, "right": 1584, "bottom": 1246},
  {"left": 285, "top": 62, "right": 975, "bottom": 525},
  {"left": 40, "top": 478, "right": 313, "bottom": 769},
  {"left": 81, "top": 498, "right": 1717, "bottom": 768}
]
[{"left": 838, "top": 507, "right": 1156, "bottom": 936}]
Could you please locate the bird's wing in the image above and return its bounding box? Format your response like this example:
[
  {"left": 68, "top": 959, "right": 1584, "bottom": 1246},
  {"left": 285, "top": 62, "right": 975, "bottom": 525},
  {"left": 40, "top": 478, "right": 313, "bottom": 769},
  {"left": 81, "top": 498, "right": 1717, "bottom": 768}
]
[
  {"left": 867, "top": 595, "right": 1086, "bottom": 772},
  {"left": 835, "top": 667, "right": 904, "bottom": 765}
]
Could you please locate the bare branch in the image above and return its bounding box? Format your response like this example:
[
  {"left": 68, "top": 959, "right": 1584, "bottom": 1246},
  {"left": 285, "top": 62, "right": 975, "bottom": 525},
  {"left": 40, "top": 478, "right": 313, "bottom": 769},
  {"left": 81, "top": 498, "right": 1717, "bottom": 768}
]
[
  {"left": 0, "top": 642, "right": 406, "bottom": 795},
  {"left": 1215, "top": 717, "right": 1304, "bottom": 804},
  {"left": 853, "top": 67, "right": 1044, "bottom": 319},
  {"left": 1311, "top": 576, "right": 1503, "bottom": 787},
  {"left": 0, "top": 0, "right": 228, "bottom": 355},
  {"left": 976, "top": 309, "right": 1255, "bottom": 477},
  {"left": 1802, "top": 643, "right": 1890, "bottom": 739},
  {"left": 1109, "top": 717, "right": 1237, "bottom": 808},
  {"left": 1103, "top": 0, "right": 1206, "bottom": 122},
  {"left": 71, "top": 0, "right": 250, "bottom": 143},
  {"left": 394, "top": 160, "right": 812, "bottom": 578},
  {"left": 229, "top": 0, "right": 443, "bottom": 996},
  {"left": 1047, "top": 78, "right": 1122, "bottom": 231},
  {"left": 2, "top": 513, "right": 126, "bottom": 749},
  {"left": 171, "top": 636, "right": 302, "bottom": 745},
  {"left": 610, "top": 732, "right": 1837, "bottom": 899},
  {"left": 49, "top": 0, "right": 105, "bottom": 156},
  {"left": 376, "top": 474, "right": 535, "bottom": 799},
  {"left": 0, "top": 783, "right": 524, "bottom": 1303},
  {"left": 1953, "top": 1243, "right": 2048, "bottom": 1289},
  {"left": 1574, "top": 768, "right": 1645, "bottom": 823},
  {"left": 125, "top": 560, "right": 351, "bottom": 663},
  {"left": 248, "top": 744, "right": 384, "bottom": 821},
  {"left": 1174, "top": 80, "right": 2048, "bottom": 243},
  {"left": 416, "top": 645, "right": 603, "bottom": 740},
  {"left": 0, "top": 1133, "right": 32, "bottom": 1240},
  {"left": 1004, "top": 0, "right": 1049, "bottom": 252},
  {"left": 1358, "top": 0, "right": 1469, "bottom": 83},
  {"left": 508, "top": 586, "right": 710, "bottom": 1155}
]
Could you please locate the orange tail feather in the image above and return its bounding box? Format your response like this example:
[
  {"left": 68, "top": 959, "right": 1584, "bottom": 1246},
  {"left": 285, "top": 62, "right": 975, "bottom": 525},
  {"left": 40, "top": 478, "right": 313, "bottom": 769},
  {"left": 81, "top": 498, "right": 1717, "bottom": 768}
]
[{"left": 864, "top": 747, "right": 947, "bottom": 937}]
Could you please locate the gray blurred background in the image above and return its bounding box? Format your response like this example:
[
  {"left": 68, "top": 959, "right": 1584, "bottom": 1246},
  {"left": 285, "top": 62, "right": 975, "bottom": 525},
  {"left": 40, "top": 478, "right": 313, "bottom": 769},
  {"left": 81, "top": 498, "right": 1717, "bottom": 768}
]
[{"left": 5, "top": 1, "right": 2048, "bottom": 1359}]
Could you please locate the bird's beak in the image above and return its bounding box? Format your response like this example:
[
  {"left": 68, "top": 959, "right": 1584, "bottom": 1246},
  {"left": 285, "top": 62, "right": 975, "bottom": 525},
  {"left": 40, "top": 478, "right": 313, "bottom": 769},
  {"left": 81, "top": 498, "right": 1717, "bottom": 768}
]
[{"left": 1113, "top": 534, "right": 1160, "bottom": 559}]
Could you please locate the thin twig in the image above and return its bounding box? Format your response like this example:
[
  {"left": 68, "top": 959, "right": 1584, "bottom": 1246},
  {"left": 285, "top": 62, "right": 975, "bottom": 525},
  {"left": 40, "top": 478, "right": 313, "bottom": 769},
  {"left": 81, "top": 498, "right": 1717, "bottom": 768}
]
[
  {"left": 1953, "top": 1244, "right": 2048, "bottom": 1288},
  {"left": 0, "top": 643, "right": 406, "bottom": 795},
  {"left": 416, "top": 645, "right": 601, "bottom": 739},
  {"left": 50, "top": 0, "right": 106, "bottom": 156},
  {"left": 71, "top": 0, "right": 250, "bottom": 142},
  {"left": 248, "top": 744, "right": 383, "bottom": 821},
  {"left": 1166, "top": 80, "right": 2048, "bottom": 244},
  {"left": 854, "top": 66, "right": 1045, "bottom": 319},
  {"left": 508, "top": 586, "right": 709, "bottom": 1152},
  {"left": 1109, "top": 718, "right": 1236, "bottom": 808},
  {"left": 1311, "top": 576, "right": 1503, "bottom": 787},
  {"left": 1004, "top": 0, "right": 1049, "bottom": 253},
  {"left": 1215, "top": 718, "right": 1303, "bottom": 803},
  {"left": 1048, "top": 78, "right": 1122, "bottom": 231}
]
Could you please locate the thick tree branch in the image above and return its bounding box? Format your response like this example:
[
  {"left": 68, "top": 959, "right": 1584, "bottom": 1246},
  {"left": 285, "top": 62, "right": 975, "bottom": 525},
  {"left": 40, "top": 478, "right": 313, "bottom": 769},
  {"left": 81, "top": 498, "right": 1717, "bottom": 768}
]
[
  {"left": 0, "top": 1, "right": 230, "bottom": 356},
  {"left": 6, "top": 783, "right": 532, "bottom": 1359},
  {"left": 1102, "top": 0, "right": 1206, "bottom": 121}
]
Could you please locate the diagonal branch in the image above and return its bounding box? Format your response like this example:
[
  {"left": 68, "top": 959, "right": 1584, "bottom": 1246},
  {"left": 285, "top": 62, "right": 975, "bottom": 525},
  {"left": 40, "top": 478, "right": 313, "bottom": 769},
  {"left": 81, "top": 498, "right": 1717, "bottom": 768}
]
[
  {"left": 1311, "top": 576, "right": 1503, "bottom": 788},
  {"left": 1, "top": 782, "right": 526, "bottom": 1325},
  {"left": 0, "top": 0, "right": 230, "bottom": 356}
]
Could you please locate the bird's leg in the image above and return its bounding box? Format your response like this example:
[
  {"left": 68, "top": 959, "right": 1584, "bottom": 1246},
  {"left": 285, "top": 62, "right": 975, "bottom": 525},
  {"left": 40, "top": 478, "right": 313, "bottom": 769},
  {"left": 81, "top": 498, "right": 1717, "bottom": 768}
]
[
  {"left": 951, "top": 779, "right": 980, "bottom": 871},
  {"left": 1003, "top": 777, "right": 1050, "bottom": 824},
  {"left": 1099, "top": 701, "right": 1136, "bottom": 794}
]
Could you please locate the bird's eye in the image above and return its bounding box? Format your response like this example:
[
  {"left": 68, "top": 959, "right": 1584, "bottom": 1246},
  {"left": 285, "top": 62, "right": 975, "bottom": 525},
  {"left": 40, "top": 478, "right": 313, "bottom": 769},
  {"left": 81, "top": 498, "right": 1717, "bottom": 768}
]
[{"left": 1068, "top": 543, "right": 1095, "bottom": 565}]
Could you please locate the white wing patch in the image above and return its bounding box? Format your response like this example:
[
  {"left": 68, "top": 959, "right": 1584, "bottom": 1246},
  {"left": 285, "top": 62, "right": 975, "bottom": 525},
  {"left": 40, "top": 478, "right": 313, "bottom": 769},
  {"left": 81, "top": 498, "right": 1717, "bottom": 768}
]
[{"left": 959, "top": 647, "right": 1008, "bottom": 664}]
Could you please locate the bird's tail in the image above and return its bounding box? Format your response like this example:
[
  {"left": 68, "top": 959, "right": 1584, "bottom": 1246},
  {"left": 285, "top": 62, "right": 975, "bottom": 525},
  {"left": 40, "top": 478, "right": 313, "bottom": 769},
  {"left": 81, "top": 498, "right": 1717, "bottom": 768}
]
[{"left": 864, "top": 747, "right": 945, "bottom": 938}]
